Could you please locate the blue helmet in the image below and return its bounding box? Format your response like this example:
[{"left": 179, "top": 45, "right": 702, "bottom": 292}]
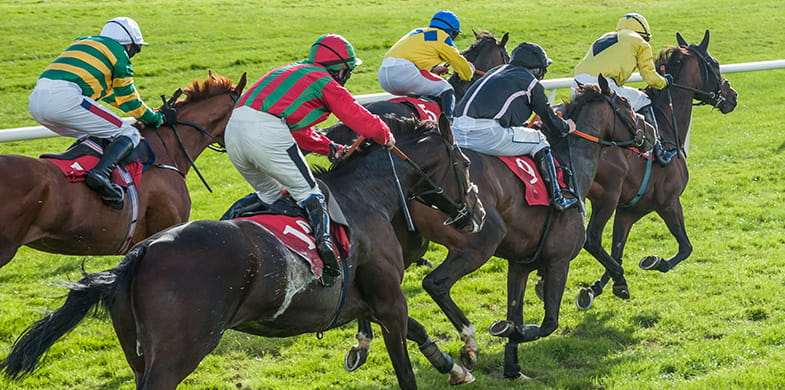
[{"left": 429, "top": 10, "right": 461, "bottom": 34}]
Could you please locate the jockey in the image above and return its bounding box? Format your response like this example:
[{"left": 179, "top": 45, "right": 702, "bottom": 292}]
[
  {"left": 377, "top": 10, "right": 475, "bottom": 119},
  {"left": 223, "top": 33, "right": 395, "bottom": 287},
  {"left": 452, "top": 42, "right": 578, "bottom": 211},
  {"left": 29, "top": 17, "right": 176, "bottom": 209},
  {"left": 573, "top": 12, "right": 677, "bottom": 167}
]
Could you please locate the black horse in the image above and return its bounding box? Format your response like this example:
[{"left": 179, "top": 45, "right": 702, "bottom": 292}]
[
  {"left": 329, "top": 77, "right": 653, "bottom": 381},
  {"left": 0, "top": 116, "right": 485, "bottom": 390},
  {"left": 577, "top": 30, "right": 739, "bottom": 310}
]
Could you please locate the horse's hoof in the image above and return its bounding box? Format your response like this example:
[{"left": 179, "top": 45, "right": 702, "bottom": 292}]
[
  {"left": 448, "top": 364, "right": 475, "bottom": 385},
  {"left": 488, "top": 320, "right": 514, "bottom": 337},
  {"left": 504, "top": 371, "right": 532, "bottom": 382},
  {"left": 612, "top": 284, "right": 630, "bottom": 300},
  {"left": 459, "top": 345, "right": 477, "bottom": 371},
  {"left": 639, "top": 255, "right": 661, "bottom": 270},
  {"left": 535, "top": 279, "right": 545, "bottom": 302},
  {"left": 575, "top": 287, "right": 594, "bottom": 311},
  {"left": 344, "top": 344, "right": 368, "bottom": 372}
]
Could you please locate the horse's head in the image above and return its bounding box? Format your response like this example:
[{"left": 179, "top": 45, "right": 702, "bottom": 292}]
[
  {"left": 449, "top": 31, "right": 510, "bottom": 101},
  {"left": 382, "top": 115, "right": 485, "bottom": 233},
  {"left": 166, "top": 71, "right": 248, "bottom": 151},
  {"left": 657, "top": 30, "right": 738, "bottom": 114},
  {"left": 566, "top": 75, "right": 654, "bottom": 152}
]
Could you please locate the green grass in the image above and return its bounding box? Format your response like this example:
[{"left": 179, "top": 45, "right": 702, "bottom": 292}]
[{"left": 1, "top": 0, "right": 784, "bottom": 389}]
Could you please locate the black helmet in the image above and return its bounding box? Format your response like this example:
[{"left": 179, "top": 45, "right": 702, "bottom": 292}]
[{"left": 510, "top": 42, "right": 553, "bottom": 69}]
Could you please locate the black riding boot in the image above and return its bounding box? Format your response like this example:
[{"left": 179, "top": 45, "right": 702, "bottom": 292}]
[
  {"left": 302, "top": 195, "right": 341, "bottom": 287},
  {"left": 534, "top": 147, "right": 577, "bottom": 211},
  {"left": 220, "top": 193, "right": 271, "bottom": 220},
  {"left": 85, "top": 136, "right": 134, "bottom": 209},
  {"left": 438, "top": 90, "right": 455, "bottom": 122},
  {"left": 641, "top": 105, "right": 677, "bottom": 167}
]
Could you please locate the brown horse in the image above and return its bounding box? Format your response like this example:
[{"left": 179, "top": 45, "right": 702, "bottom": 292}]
[
  {"left": 576, "top": 30, "right": 739, "bottom": 310},
  {"left": 0, "top": 71, "right": 247, "bottom": 265},
  {"left": 1, "top": 116, "right": 485, "bottom": 390},
  {"left": 330, "top": 77, "right": 653, "bottom": 381}
]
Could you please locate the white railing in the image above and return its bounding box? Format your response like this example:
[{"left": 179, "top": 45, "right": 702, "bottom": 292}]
[{"left": 2, "top": 60, "right": 783, "bottom": 143}]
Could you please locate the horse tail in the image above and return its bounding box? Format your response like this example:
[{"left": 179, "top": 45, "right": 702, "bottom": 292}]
[{"left": 1, "top": 243, "right": 147, "bottom": 379}]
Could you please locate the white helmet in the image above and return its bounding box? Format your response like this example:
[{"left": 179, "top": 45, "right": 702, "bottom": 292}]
[{"left": 100, "top": 17, "right": 147, "bottom": 45}]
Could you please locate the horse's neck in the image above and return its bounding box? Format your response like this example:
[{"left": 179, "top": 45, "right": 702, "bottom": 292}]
[
  {"left": 326, "top": 156, "right": 415, "bottom": 224},
  {"left": 552, "top": 139, "right": 600, "bottom": 203},
  {"left": 655, "top": 89, "right": 695, "bottom": 148},
  {"left": 142, "top": 127, "right": 201, "bottom": 173}
]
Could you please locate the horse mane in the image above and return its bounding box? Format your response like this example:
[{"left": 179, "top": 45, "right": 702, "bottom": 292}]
[
  {"left": 314, "top": 115, "right": 436, "bottom": 176},
  {"left": 655, "top": 46, "right": 680, "bottom": 70},
  {"left": 461, "top": 30, "right": 498, "bottom": 58},
  {"left": 180, "top": 74, "right": 234, "bottom": 103},
  {"left": 563, "top": 83, "right": 606, "bottom": 118}
]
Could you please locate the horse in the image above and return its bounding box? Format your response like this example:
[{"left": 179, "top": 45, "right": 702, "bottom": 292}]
[
  {"left": 329, "top": 77, "right": 653, "bottom": 381},
  {"left": 0, "top": 71, "right": 247, "bottom": 266},
  {"left": 362, "top": 30, "right": 509, "bottom": 121},
  {"left": 1, "top": 115, "right": 486, "bottom": 390},
  {"left": 576, "top": 29, "right": 739, "bottom": 310}
]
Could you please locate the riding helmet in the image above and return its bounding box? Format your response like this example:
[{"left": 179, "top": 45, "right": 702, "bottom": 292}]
[
  {"left": 100, "top": 17, "right": 147, "bottom": 46},
  {"left": 308, "top": 33, "right": 362, "bottom": 71},
  {"left": 429, "top": 10, "right": 461, "bottom": 34},
  {"left": 616, "top": 13, "right": 652, "bottom": 41}
]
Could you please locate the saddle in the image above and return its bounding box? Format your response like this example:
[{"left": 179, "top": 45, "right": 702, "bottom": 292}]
[
  {"left": 231, "top": 183, "right": 351, "bottom": 279},
  {"left": 40, "top": 137, "right": 154, "bottom": 188},
  {"left": 497, "top": 155, "right": 571, "bottom": 206},
  {"left": 388, "top": 96, "right": 442, "bottom": 122}
]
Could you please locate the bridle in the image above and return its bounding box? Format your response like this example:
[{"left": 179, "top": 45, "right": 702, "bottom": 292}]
[
  {"left": 665, "top": 45, "right": 727, "bottom": 109},
  {"left": 153, "top": 87, "right": 239, "bottom": 192},
  {"left": 569, "top": 92, "right": 650, "bottom": 150},
  {"left": 406, "top": 134, "right": 481, "bottom": 229}
]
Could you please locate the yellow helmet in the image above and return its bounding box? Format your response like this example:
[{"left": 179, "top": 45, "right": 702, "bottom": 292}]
[{"left": 616, "top": 13, "right": 651, "bottom": 41}]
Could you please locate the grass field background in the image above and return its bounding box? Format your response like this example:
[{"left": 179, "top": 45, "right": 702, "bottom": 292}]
[{"left": 1, "top": 0, "right": 784, "bottom": 389}]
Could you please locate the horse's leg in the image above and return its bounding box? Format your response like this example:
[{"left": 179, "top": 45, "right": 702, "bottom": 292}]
[
  {"left": 641, "top": 199, "right": 693, "bottom": 272},
  {"left": 487, "top": 261, "right": 532, "bottom": 380},
  {"left": 110, "top": 286, "right": 145, "bottom": 383},
  {"left": 422, "top": 245, "right": 498, "bottom": 370},
  {"left": 0, "top": 242, "right": 20, "bottom": 269},
  {"left": 406, "top": 316, "right": 474, "bottom": 385},
  {"left": 375, "top": 301, "right": 416, "bottom": 389},
  {"left": 607, "top": 208, "right": 648, "bottom": 298},
  {"left": 578, "top": 196, "right": 623, "bottom": 310},
  {"left": 344, "top": 319, "right": 373, "bottom": 372}
]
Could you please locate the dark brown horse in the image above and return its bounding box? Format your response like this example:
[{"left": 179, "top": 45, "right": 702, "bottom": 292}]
[
  {"left": 0, "top": 71, "right": 247, "bottom": 265},
  {"left": 576, "top": 30, "right": 739, "bottom": 310},
  {"left": 330, "top": 77, "right": 653, "bottom": 381},
  {"left": 362, "top": 31, "right": 509, "bottom": 121},
  {"left": 1, "top": 116, "right": 485, "bottom": 390}
]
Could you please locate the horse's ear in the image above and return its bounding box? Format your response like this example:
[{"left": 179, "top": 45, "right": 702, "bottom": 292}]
[
  {"left": 473, "top": 30, "right": 480, "bottom": 40},
  {"left": 676, "top": 32, "right": 688, "bottom": 47},
  {"left": 438, "top": 114, "right": 455, "bottom": 144},
  {"left": 597, "top": 74, "right": 611, "bottom": 95},
  {"left": 499, "top": 32, "right": 509, "bottom": 47},
  {"left": 208, "top": 69, "right": 217, "bottom": 80},
  {"left": 236, "top": 72, "right": 248, "bottom": 95},
  {"left": 698, "top": 29, "right": 710, "bottom": 52}
]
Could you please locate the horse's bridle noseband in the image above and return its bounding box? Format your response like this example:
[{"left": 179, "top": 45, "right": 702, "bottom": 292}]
[
  {"left": 402, "top": 133, "right": 480, "bottom": 229},
  {"left": 667, "top": 45, "right": 726, "bottom": 109}
]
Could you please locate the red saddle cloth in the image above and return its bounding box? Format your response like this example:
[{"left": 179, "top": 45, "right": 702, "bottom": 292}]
[
  {"left": 44, "top": 155, "right": 143, "bottom": 189},
  {"left": 237, "top": 214, "right": 351, "bottom": 278},
  {"left": 388, "top": 97, "right": 441, "bottom": 121},
  {"left": 497, "top": 155, "right": 567, "bottom": 206}
]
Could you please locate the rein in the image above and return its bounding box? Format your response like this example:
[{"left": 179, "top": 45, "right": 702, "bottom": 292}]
[
  {"left": 570, "top": 94, "right": 648, "bottom": 149},
  {"left": 156, "top": 88, "right": 238, "bottom": 193}
]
